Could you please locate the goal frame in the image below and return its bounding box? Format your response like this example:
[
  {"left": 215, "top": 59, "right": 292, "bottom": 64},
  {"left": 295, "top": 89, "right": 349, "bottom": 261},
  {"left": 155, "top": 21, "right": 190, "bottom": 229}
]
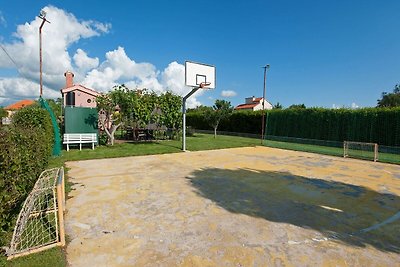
[{"left": 343, "top": 141, "right": 378, "bottom": 162}]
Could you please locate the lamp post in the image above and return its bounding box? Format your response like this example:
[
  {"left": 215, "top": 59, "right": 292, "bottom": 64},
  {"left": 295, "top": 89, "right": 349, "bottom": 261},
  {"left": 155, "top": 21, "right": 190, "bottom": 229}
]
[
  {"left": 261, "top": 64, "right": 270, "bottom": 144},
  {"left": 38, "top": 10, "right": 50, "bottom": 97}
]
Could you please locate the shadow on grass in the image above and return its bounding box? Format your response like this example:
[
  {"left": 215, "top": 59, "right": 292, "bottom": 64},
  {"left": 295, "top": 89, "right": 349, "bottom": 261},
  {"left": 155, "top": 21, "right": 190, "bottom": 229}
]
[{"left": 187, "top": 168, "right": 400, "bottom": 253}]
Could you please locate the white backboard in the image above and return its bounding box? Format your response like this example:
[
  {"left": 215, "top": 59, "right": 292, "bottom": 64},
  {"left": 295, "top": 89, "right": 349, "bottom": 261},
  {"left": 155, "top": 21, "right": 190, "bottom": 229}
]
[{"left": 185, "top": 61, "right": 216, "bottom": 89}]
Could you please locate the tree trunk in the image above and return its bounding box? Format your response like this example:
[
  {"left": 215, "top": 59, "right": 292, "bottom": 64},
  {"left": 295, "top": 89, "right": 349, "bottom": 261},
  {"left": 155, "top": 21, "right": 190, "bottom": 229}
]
[
  {"left": 101, "top": 122, "right": 121, "bottom": 146},
  {"left": 214, "top": 127, "right": 217, "bottom": 138}
]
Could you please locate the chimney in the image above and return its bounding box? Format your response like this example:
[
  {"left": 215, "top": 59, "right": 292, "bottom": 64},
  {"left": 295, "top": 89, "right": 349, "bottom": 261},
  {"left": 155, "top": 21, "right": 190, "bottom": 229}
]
[{"left": 64, "top": 71, "right": 74, "bottom": 88}]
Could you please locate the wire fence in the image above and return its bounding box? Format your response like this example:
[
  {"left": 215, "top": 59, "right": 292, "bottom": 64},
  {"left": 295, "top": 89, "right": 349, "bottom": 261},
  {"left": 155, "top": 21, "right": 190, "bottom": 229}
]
[{"left": 194, "top": 129, "right": 400, "bottom": 156}]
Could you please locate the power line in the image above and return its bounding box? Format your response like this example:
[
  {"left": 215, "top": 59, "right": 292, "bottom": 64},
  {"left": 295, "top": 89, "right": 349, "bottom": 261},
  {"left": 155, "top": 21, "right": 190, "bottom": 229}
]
[{"left": 0, "top": 44, "right": 20, "bottom": 70}]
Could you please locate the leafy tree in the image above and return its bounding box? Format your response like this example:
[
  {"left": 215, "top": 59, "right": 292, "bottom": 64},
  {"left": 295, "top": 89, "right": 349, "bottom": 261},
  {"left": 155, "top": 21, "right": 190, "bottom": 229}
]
[
  {"left": 159, "top": 91, "right": 182, "bottom": 130},
  {"left": 97, "top": 85, "right": 183, "bottom": 144},
  {"left": 273, "top": 102, "right": 283, "bottom": 109},
  {"left": 0, "top": 107, "right": 6, "bottom": 121},
  {"left": 377, "top": 84, "right": 400, "bottom": 107},
  {"left": 288, "top": 104, "right": 306, "bottom": 109},
  {"left": 205, "top": 99, "right": 233, "bottom": 138},
  {"left": 187, "top": 105, "right": 212, "bottom": 113},
  {"left": 97, "top": 85, "right": 131, "bottom": 145}
]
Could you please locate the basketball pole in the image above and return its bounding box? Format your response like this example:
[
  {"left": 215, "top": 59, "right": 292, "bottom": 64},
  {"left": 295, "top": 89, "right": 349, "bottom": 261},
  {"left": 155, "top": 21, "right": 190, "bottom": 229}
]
[{"left": 182, "top": 86, "right": 201, "bottom": 151}]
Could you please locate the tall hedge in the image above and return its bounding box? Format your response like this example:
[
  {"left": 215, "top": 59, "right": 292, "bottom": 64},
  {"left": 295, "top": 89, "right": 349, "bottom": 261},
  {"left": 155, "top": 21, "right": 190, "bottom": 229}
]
[
  {"left": 0, "top": 106, "right": 53, "bottom": 246},
  {"left": 187, "top": 107, "right": 400, "bottom": 146}
]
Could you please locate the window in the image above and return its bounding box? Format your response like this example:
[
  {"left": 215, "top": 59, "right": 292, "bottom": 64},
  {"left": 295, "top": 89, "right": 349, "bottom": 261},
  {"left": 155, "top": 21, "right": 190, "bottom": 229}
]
[{"left": 87, "top": 99, "right": 92, "bottom": 103}]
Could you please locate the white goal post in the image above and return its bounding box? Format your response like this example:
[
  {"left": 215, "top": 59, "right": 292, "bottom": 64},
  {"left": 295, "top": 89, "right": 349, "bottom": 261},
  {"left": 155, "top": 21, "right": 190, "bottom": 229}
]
[
  {"left": 7, "top": 167, "right": 65, "bottom": 260},
  {"left": 343, "top": 141, "right": 378, "bottom": 162}
]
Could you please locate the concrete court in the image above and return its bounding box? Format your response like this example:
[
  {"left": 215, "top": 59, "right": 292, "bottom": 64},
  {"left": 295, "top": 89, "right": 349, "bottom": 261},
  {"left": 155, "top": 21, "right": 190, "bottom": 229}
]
[{"left": 65, "top": 146, "right": 400, "bottom": 266}]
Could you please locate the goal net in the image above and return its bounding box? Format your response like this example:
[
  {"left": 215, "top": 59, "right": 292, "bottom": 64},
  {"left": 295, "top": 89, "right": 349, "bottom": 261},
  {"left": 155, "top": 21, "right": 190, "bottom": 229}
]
[
  {"left": 6, "top": 167, "right": 65, "bottom": 260},
  {"left": 343, "top": 141, "right": 378, "bottom": 162}
]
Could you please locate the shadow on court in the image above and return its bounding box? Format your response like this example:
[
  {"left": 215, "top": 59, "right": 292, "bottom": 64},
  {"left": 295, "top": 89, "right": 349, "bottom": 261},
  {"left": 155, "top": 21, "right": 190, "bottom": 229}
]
[{"left": 187, "top": 168, "right": 400, "bottom": 253}]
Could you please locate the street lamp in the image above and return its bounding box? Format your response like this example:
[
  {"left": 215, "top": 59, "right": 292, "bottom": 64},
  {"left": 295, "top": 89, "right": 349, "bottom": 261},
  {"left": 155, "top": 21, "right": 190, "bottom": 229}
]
[
  {"left": 38, "top": 10, "right": 50, "bottom": 97},
  {"left": 261, "top": 64, "right": 270, "bottom": 144}
]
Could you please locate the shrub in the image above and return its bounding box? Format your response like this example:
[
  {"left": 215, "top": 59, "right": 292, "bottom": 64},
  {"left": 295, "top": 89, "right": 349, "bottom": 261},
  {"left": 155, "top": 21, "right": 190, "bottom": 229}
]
[{"left": 0, "top": 107, "right": 53, "bottom": 246}]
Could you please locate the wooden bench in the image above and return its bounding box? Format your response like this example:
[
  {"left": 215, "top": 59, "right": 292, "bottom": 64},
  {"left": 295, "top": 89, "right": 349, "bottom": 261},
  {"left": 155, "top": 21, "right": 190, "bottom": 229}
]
[{"left": 63, "top": 133, "right": 97, "bottom": 151}]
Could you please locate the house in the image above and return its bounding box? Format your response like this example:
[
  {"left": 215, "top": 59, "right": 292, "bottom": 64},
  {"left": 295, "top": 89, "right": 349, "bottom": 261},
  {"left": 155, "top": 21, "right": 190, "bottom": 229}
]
[
  {"left": 60, "top": 71, "right": 100, "bottom": 108},
  {"left": 2, "top": 99, "right": 36, "bottom": 125},
  {"left": 234, "top": 96, "right": 273, "bottom": 111}
]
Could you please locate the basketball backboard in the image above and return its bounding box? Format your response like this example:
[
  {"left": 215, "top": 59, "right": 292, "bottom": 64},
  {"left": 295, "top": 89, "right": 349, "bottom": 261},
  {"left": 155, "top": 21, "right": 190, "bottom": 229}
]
[{"left": 185, "top": 61, "right": 216, "bottom": 89}]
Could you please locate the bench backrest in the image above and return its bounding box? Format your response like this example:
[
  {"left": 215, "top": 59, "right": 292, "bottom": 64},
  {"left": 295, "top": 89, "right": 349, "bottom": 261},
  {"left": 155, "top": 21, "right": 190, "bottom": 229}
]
[{"left": 63, "top": 133, "right": 97, "bottom": 142}]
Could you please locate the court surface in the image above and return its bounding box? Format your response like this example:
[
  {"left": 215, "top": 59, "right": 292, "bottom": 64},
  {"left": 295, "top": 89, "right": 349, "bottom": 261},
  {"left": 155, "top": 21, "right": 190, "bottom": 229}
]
[{"left": 65, "top": 146, "right": 400, "bottom": 266}]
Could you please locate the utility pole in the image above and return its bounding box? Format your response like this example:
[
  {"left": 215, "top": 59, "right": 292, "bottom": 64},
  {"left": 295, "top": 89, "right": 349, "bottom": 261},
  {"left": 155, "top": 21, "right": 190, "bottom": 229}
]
[
  {"left": 261, "top": 64, "right": 270, "bottom": 144},
  {"left": 38, "top": 10, "right": 50, "bottom": 97}
]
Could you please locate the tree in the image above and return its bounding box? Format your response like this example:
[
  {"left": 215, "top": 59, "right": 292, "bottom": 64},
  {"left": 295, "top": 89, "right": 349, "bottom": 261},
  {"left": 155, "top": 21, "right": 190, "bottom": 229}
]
[
  {"left": 273, "top": 102, "right": 283, "bottom": 109},
  {"left": 187, "top": 105, "right": 212, "bottom": 113},
  {"left": 288, "top": 104, "right": 306, "bottom": 109},
  {"left": 205, "top": 99, "right": 233, "bottom": 138},
  {"left": 0, "top": 107, "right": 6, "bottom": 121},
  {"left": 97, "top": 85, "right": 132, "bottom": 145},
  {"left": 377, "top": 84, "right": 400, "bottom": 107},
  {"left": 158, "top": 91, "right": 182, "bottom": 130}
]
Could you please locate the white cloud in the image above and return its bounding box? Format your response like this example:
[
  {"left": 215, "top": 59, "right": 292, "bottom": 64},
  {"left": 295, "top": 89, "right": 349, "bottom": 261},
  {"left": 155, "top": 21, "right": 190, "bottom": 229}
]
[
  {"left": 0, "top": 5, "right": 110, "bottom": 100},
  {"left": 221, "top": 90, "right": 237, "bottom": 98},
  {"left": 0, "top": 11, "right": 6, "bottom": 27},
  {"left": 0, "top": 77, "right": 59, "bottom": 104},
  {"left": 0, "top": 6, "right": 202, "bottom": 108},
  {"left": 351, "top": 102, "right": 359, "bottom": 109},
  {"left": 83, "top": 51, "right": 202, "bottom": 107},
  {"left": 73, "top": 49, "right": 99, "bottom": 72}
]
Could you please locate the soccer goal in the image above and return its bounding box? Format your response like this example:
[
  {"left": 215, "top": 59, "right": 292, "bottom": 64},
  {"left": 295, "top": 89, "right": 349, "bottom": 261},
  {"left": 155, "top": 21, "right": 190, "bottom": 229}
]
[
  {"left": 6, "top": 167, "right": 65, "bottom": 260},
  {"left": 343, "top": 141, "right": 378, "bottom": 162}
]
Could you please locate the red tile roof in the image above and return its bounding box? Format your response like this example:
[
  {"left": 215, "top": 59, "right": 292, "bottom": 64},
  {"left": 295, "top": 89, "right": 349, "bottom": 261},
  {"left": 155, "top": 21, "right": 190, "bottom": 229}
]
[
  {"left": 5, "top": 99, "right": 35, "bottom": 110},
  {"left": 234, "top": 103, "right": 258, "bottom": 110}
]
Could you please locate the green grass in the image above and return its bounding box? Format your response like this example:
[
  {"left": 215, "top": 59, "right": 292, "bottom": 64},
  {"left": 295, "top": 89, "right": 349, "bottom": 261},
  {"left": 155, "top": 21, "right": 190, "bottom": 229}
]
[
  {"left": 2, "top": 133, "right": 398, "bottom": 266},
  {"left": 50, "top": 134, "right": 260, "bottom": 163},
  {"left": 263, "top": 139, "right": 400, "bottom": 164},
  {"left": 0, "top": 248, "right": 66, "bottom": 267}
]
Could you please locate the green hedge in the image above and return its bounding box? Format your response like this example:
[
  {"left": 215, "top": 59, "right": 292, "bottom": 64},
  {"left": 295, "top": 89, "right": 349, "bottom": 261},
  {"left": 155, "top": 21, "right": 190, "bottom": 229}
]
[
  {"left": 187, "top": 108, "right": 400, "bottom": 146},
  {"left": 0, "top": 107, "right": 53, "bottom": 246}
]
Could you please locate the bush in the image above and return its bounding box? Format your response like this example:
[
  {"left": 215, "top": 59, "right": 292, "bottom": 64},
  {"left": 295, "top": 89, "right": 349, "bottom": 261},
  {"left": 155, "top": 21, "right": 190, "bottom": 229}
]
[{"left": 0, "top": 107, "right": 53, "bottom": 246}]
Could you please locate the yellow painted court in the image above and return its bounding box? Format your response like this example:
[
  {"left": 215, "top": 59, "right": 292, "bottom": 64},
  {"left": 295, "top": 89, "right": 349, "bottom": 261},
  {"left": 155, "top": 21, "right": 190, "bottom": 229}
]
[{"left": 65, "top": 146, "right": 400, "bottom": 266}]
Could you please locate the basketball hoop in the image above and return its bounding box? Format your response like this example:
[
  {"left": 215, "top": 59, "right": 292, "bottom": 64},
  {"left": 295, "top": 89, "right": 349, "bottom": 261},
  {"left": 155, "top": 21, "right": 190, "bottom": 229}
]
[{"left": 199, "top": 82, "right": 211, "bottom": 89}]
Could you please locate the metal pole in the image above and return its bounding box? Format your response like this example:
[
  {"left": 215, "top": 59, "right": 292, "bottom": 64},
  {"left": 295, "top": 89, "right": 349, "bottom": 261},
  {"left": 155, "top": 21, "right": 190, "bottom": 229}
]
[
  {"left": 182, "top": 98, "right": 186, "bottom": 151},
  {"left": 39, "top": 19, "right": 45, "bottom": 97},
  {"left": 261, "top": 64, "right": 270, "bottom": 144},
  {"left": 182, "top": 87, "right": 200, "bottom": 151}
]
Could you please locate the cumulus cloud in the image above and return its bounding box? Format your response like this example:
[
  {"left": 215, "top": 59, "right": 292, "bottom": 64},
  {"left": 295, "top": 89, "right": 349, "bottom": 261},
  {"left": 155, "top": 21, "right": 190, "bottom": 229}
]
[
  {"left": 0, "top": 5, "right": 110, "bottom": 99},
  {"left": 351, "top": 102, "right": 359, "bottom": 109},
  {"left": 221, "top": 90, "right": 237, "bottom": 98},
  {"left": 73, "top": 49, "right": 99, "bottom": 72},
  {"left": 0, "top": 6, "right": 202, "bottom": 108},
  {"left": 83, "top": 48, "right": 201, "bottom": 107},
  {"left": 0, "top": 77, "right": 59, "bottom": 104}
]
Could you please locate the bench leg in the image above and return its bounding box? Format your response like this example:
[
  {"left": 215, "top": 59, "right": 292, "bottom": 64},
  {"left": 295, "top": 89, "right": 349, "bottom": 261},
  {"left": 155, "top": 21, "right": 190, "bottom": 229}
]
[
  {"left": 80, "top": 143, "right": 82, "bottom": 150},
  {"left": 67, "top": 144, "right": 69, "bottom": 152},
  {"left": 92, "top": 142, "right": 94, "bottom": 150}
]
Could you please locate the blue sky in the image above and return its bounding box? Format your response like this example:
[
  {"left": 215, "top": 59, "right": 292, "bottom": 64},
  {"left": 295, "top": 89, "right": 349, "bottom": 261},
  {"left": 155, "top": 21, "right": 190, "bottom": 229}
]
[{"left": 0, "top": 0, "right": 399, "bottom": 108}]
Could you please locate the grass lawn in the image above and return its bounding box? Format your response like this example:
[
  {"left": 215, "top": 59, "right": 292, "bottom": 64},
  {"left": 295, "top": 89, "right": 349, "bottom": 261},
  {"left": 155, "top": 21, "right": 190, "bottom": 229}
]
[
  {"left": 49, "top": 133, "right": 260, "bottom": 166},
  {"left": 2, "top": 133, "right": 398, "bottom": 266}
]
